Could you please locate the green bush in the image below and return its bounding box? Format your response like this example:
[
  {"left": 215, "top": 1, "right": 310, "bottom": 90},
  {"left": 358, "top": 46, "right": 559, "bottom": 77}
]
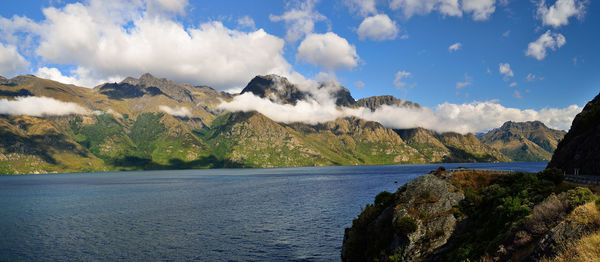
[
  {"left": 538, "top": 168, "right": 564, "bottom": 185},
  {"left": 566, "top": 187, "right": 596, "bottom": 208},
  {"left": 395, "top": 216, "right": 418, "bottom": 236},
  {"left": 596, "top": 197, "right": 600, "bottom": 210},
  {"left": 374, "top": 191, "right": 394, "bottom": 207}
]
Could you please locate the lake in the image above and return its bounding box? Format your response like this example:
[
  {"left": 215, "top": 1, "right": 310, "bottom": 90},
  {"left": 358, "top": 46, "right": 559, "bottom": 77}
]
[{"left": 0, "top": 162, "right": 547, "bottom": 261}]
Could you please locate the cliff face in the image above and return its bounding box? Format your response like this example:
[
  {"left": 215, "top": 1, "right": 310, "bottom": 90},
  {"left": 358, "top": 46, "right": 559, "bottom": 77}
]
[
  {"left": 481, "top": 121, "right": 566, "bottom": 162},
  {"left": 548, "top": 92, "right": 600, "bottom": 175},
  {"left": 356, "top": 95, "right": 420, "bottom": 111}
]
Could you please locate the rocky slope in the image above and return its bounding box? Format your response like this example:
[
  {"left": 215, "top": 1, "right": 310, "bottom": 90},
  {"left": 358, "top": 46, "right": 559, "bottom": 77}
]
[
  {"left": 342, "top": 168, "right": 600, "bottom": 261},
  {"left": 548, "top": 92, "right": 600, "bottom": 175},
  {"left": 481, "top": 121, "right": 566, "bottom": 162}
]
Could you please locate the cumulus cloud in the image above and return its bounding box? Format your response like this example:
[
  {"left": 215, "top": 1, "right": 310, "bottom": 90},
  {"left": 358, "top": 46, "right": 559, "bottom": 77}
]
[
  {"left": 146, "top": 0, "right": 189, "bottom": 15},
  {"left": 269, "top": 0, "right": 326, "bottom": 43},
  {"left": 448, "top": 42, "right": 462, "bottom": 52},
  {"left": 1, "top": 0, "right": 294, "bottom": 90},
  {"left": 509, "top": 82, "right": 518, "bottom": 87},
  {"left": 537, "top": 0, "right": 587, "bottom": 28},
  {"left": 462, "top": 0, "right": 496, "bottom": 20},
  {"left": 218, "top": 90, "right": 581, "bottom": 133},
  {"left": 296, "top": 32, "right": 359, "bottom": 70},
  {"left": 394, "top": 71, "right": 412, "bottom": 89},
  {"left": 357, "top": 14, "right": 399, "bottom": 41},
  {"left": 0, "top": 96, "right": 87, "bottom": 116},
  {"left": 526, "top": 30, "right": 566, "bottom": 60},
  {"left": 389, "top": 0, "right": 497, "bottom": 21},
  {"left": 159, "top": 105, "right": 192, "bottom": 117},
  {"left": 499, "top": 63, "right": 514, "bottom": 80},
  {"left": 0, "top": 43, "right": 29, "bottom": 77}
]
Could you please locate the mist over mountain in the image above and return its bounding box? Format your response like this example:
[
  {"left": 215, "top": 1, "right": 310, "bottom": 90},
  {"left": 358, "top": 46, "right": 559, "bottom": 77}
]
[{"left": 0, "top": 73, "right": 576, "bottom": 174}]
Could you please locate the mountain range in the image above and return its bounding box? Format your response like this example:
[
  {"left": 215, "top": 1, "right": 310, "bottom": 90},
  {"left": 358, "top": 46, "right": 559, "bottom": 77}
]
[{"left": 0, "top": 73, "right": 566, "bottom": 174}]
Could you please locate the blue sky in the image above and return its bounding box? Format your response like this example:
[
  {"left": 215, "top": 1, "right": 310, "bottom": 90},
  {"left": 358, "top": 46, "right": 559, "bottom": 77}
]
[{"left": 0, "top": 0, "right": 597, "bottom": 132}]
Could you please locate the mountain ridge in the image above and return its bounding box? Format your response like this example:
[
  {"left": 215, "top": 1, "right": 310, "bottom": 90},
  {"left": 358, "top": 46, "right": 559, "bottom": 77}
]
[{"left": 0, "top": 73, "right": 564, "bottom": 174}]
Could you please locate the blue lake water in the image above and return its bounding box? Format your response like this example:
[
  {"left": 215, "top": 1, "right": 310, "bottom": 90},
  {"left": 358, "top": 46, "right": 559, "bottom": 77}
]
[{"left": 0, "top": 162, "right": 547, "bottom": 261}]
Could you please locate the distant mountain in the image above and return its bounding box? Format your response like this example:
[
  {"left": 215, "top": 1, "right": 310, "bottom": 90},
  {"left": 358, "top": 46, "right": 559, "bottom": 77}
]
[
  {"left": 356, "top": 95, "right": 420, "bottom": 111},
  {"left": 0, "top": 73, "right": 552, "bottom": 174},
  {"left": 548, "top": 93, "right": 600, "bottom": 175},
  {"left": 480, "top": 121, "right": 566, "bottom": 161},
  {"left": 396, "top": 127, "right": 509, "bottom": 163}
]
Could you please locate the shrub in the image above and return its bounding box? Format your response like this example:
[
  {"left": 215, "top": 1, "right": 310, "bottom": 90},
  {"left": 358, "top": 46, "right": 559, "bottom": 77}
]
[
  {"left": 538, "top": 168, "right": 564, "bottom": 185},
  {"left": 525, "top": 193, "right": 570, "bottom": 236},
  {"left": 596, "top": 197, "right": 600, "bottom": 210},
  {"left": 566, "top": 187, "right": 596, "bottom": 208},
  {"left": 374, "top": 191, "right": 394, "bottom": 207},
  {"left": 395, "top": 216, "right": 418, "bottom": 236}
]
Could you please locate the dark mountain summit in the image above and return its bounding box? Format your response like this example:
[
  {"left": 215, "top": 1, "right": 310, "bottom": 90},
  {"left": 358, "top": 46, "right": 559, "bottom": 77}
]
[
  {"left": 548, "top": 93, "right": 600, "bottom": 175},
  {"left": 357, "top": 95, "right": 420, "bottom": 111},
  {"left": 480, "top": 121, "right": 566, "bottom": 161},
  {"left": 240, "top": 74, "right": 357, "bottom": 107}
]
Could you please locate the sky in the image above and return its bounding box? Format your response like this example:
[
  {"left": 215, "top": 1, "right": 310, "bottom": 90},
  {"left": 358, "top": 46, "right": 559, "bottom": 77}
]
[{"left": 0, "top": 0, "right": 598, "bottom": 133}]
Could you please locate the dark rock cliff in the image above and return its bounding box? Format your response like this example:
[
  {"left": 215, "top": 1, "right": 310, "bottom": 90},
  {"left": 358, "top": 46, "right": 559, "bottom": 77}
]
[{"left": 548, "top": 92, "right": 600, "bottom": 175}]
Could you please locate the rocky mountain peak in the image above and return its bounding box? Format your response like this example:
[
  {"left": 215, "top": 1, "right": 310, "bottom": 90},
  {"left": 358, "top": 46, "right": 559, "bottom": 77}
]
[
  {"left": 240, "top": 74, "right": 357, "bottom": 107},
  {"left": 356, "top": 95, "right": 420, "bottom": 111},
  {"left": 110, "top": 73, "right": 194, "bottom": 102}
]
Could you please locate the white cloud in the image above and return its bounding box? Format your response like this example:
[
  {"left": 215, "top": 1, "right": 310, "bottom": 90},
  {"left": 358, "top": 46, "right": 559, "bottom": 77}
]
[
  {"left": 296, "top": 32, "right": 359, "bottom": 71},
  {"left": 0, "top": 43, "right": 29, "bottom": 77},
  {"left": 237, "top": 15, "right": 256, "bottom": 29},
  {"left": 357, "top": 14, "right": 399, "bottom": 41},
  {"left": 2, "top": 0, "right": 295, "bottom": 90},
  {"left": 502, "top": 30, "right": 511, "bottom": 37},
  {"left": 146, "top": 0, "right": 189, "bottom": 15},
  {"left": 389, "top": 0, "right": 497, "bottom": 21},
  {"left": 159, "top": 105, "right": 192, "bottom": 117},
  {"left": 344, "top": 0, "right": 377, "bottom": 16},
  {"left": 218, "top": 91, "right": 581, "bottom": 133},
  {"left": 499, "top": 63, "right": 514, "bottom": 80},
  {"left": 394, "top": 71, "right": 412, "bottom": 89},
  {"left": 513, "top": 90, "right": 522, "bottom": 99},
  {"left": 0, "top": 96, "right": 87, "bottom": 116},
  {"left": 462, "top": 0, "right": 496, "bottom": 20},
  {"left": 537, "top": 0, "right": 587, "bottom": 28},
  {"left": 35, "top": 67, "right": 122, "bottom": 88},
  {"left": 509, "top": 82, "right": 518, "bottom": 87},
  {"left": 448, "top": 42, "right": 462, "bottom": 52},
  {"left": 269, "top": 0, "right": 326, "bottom": 43},
  {"left": 526, "top": 30, "right": 566, "bottom": 60},
  {"left": 526, "top": 73, "right": 537, "bottom": 81}
]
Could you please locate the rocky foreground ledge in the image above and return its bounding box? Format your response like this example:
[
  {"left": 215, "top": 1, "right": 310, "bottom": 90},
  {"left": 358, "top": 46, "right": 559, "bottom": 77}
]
[{"left": 342, "top": 168, "right": 600, "bottom": 262}]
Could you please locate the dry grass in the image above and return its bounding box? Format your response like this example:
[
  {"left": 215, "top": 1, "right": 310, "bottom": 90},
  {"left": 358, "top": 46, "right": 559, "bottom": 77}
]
[
  {"left": 543, "top": 232, "right": 600, "bottom": 262},
  {"left": 542, "top": 202, "right": 600, "bottom": 262},
  {"left": 449, "top": 170, "right": 504, "bottom": 191}
]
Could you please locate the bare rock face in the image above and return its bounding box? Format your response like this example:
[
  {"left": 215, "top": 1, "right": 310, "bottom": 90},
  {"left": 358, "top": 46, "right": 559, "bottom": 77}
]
[
  {"left": 548, "top": 92, "right": 600, "bottom": 175},
  {"left": 342, "top": 174, "right": 464, "bottom": 262},
  {"left": 356, "top": 95, "right": 420, "bottom": 111}
]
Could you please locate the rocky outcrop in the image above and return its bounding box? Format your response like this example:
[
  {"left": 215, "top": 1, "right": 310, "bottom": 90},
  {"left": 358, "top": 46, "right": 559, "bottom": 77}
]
[
  {"left": 481, "top": 121, "right": 566, "bottom": 161},
  {"left": 342, "top": 174, "right": 464, "bottom": 262},
  {"left": 357, "top": 95, "right": 420, "bottom": 111},
  {"left": 548, "top": 92, "right": 600, "bottom": 175},
  {"left": 117, "top": 73, "right": 195, "bottom": 102}
]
